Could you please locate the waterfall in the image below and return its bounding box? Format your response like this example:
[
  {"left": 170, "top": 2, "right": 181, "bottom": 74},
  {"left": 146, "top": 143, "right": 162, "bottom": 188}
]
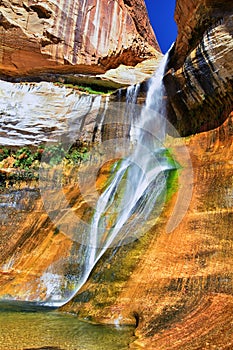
[
  {"left": 42, "top": 51, "right": 173, "bottom": 307},
  {"left": 85, "top": 52, "right": 170, "bottom": 270},
  {"left": 0, "top": 51, "right": 176, "bottom": 306}
]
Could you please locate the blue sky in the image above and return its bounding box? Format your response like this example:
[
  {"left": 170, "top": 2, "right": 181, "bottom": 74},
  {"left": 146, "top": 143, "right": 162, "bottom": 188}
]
[{"left": 144, "top": 0, "right": 177, "bottom": 53}]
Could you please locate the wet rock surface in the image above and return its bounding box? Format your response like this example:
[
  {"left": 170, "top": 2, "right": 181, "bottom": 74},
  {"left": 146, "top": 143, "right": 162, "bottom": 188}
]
[
  {"left": 61, "top": 113, "right": 233, "bottom": 349},
  {"left": 0, "top": 1, "right": 233, "bottom": 349}
]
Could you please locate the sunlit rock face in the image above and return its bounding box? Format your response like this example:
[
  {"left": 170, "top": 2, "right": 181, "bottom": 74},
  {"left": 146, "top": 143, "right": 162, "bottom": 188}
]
[
  {"left": 0, "top": 185, "right": 84, "bottom": 303},
  {"left": 61, "top": 112, "right": 233, "bottom": 349},
  {"left": 165, "top": 0, "right": 233, "bottom": 135},
  {"left": 0, "top": 80, "right": 107, "bottom": 146},
  {"left": 0, "top": 0, "right": 159, "bottom": 77},
  {"left": 0, "top": 79, "right": 140, "bottom": 147}
]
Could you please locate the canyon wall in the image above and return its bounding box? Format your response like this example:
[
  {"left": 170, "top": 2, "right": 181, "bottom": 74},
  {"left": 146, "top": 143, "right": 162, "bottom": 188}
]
[
  {"left": 0, "top": 0, "right": 159, "bottom": 77},
  {"left": 0, "top": 0, "right": 233, "bottom": 349},
  {"left": 60, "top": 1, "right": 233, "bottom": 348},
  {"left": 165, "top": 0, "right": 233, "bottom": 135},
  {"left": 61, "top": 112, "right": 233, "bottom": 350}
]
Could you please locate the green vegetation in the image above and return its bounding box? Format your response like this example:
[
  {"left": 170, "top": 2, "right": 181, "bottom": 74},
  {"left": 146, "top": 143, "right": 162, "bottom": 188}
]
[
  {"left": 0, "top": 147, "right": 10, "bottom": 162},
  {"left": 0, "top": 143, "right": 91, "bottom": 188},
  {"left": 65, "top": 144, "right": 90, "bottom": 164},
  {"left": 13, "top": 146, "right": 44, "bottom": 169},
  {"left": 0, "top": 143, "right": 90, "bottom": 170},
  {"left": 165, "top": 168, "right": 179, "bottom": 202},
  {"left": 54, "top": 82, "right": 116, "bottom": 95},
  {"left": 160, "top": 148, "right": 181, "bottom": 170}
]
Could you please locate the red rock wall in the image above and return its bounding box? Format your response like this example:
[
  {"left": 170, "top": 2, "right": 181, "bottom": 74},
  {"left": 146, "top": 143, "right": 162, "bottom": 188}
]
[
  {"left": 0, "top": 0, "right": 159, "bottom": 77},
  {"left": 61, "top": 111, "right": 233, "bottom": 350}
]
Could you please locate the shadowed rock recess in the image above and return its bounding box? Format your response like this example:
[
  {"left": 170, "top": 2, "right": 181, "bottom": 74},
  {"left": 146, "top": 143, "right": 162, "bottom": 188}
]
[
  {"left": 165, "top": 0, "right": 233, "bottom": 136},
  {"left": 0, "top": 0, "right": 233, "bottom": 349}
]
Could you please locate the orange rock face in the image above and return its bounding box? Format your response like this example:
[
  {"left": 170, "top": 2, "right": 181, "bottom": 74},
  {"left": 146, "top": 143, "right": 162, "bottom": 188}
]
[
  {"left": 0, "top": 0, "right": 159, "bottom": 77},
  {"left": 61, "top": 112, "right": 233, "bottom": 349},
  {"left": 0, "top": 113, "right": 232, "bottom": 348}
]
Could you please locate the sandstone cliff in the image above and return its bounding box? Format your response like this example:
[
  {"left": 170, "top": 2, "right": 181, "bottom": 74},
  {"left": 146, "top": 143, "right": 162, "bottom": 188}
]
[
  {"left": 1, "top": 112, "right": 232, "bottom": 348},
  {"left": 0, "top": 0, "right": 233, "bottom": 349},
  {"left": 58, "top": 2, "right": 233, "bottom": 349},
  {"left": 61, "top": 112, "right": 233, "bottom": 349},
  {"left": 0, "top": 0, "right": 159, "bottom": 77},
  {"left": 165, "top": 0, "right": 233, "bottom": 135}
]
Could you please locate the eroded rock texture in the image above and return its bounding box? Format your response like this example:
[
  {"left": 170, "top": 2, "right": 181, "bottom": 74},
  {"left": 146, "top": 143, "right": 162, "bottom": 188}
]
[
  {"left": 172, "top": 0, "right": 232, "bottom": 69},
  {"left": 0, "top": 79, "right": 142, "bottom": 147},
  {"left": 0, "top": 0, "right": 159, "bottom": 77},
  {"left": 61, "top": 111, "right": 233, "bottom": 349},
  {"left": 0, "top": 1, "right": 233, "bottom": 349},
  {"left": 165, "top": 0, "right": 233, "bottom": 135},
  {"left": 0, "top": 113, "right": 232, "bottom": 348}
]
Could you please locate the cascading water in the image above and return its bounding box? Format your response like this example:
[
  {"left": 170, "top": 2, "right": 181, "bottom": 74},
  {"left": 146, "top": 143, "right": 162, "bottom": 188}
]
[
  {"left": 85, "top": 52, "right": 171, "bottom": 272},
  {"left": 41, "top": 50, "right": 174, "bottom": 307},
  {"left": 0, "top": 50, "right": 177, "bottom": 307}
]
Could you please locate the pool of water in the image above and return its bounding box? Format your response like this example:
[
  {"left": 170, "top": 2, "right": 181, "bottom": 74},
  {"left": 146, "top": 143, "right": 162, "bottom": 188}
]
[{"left": 0, "top": 302, "right": 134, "bottom": 350}]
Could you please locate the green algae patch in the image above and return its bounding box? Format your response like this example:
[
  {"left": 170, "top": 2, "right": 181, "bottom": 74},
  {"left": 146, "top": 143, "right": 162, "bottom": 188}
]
[
  {"left": 54, "top": 82, "right": 116, "bottom": 95},
  {"left": 61, "top": 156, "right": 180, "bottom": 321},
  {"left": 165, "top": 168, "right": 179, "bottom": 203}
]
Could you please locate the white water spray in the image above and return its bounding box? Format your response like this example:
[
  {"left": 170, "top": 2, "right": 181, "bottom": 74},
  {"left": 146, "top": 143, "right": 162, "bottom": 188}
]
[
  {"left": 85, "top": 52, "right": 170, "bottom": 270},
  {"left": 43, "top": 51, "right": 173, "bottom": 307},
  {"left": 1, "top": 47, "right": 194, "bottom": 306}
]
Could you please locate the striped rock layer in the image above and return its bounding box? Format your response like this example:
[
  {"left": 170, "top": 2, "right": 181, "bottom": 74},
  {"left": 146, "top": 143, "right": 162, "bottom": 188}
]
[
  {"left": 0, "top": 0, "right": 159, "bottom": 77},
  {"left": 165, "top": 0, "right": 233, "bottom": 135}
]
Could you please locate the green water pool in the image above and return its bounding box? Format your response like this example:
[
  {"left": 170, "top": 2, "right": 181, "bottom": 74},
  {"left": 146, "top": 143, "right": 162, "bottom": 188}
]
[{"left": 0, "top": 302, "right": 134, "bottom": 350}]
